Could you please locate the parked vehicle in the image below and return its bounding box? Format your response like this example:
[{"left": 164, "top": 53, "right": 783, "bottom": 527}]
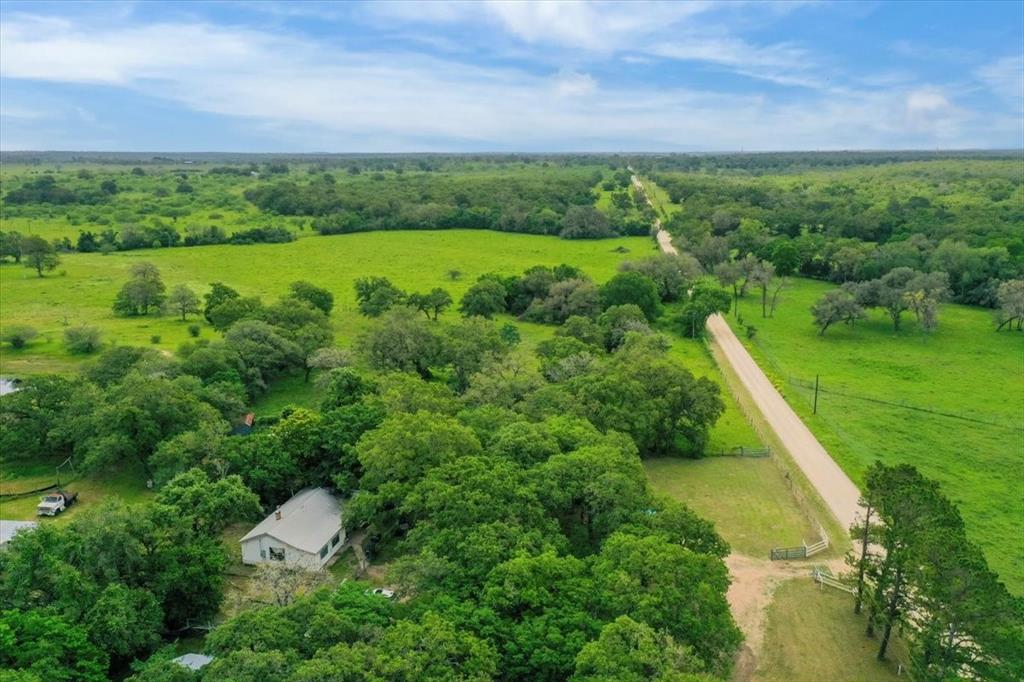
[{"left": 37, "top": 490, "right": 78, "bottom": 516}]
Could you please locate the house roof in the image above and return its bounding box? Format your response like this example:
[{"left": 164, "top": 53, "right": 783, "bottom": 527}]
[
  {"left": 172, "top": 653, "right": 214, "bottom": 670},
  {"left": 240, "top": 487, "right": 342, "bottom": 554},
  {"left": 0, "top": 520, "right": 38, "bottom": 545}
]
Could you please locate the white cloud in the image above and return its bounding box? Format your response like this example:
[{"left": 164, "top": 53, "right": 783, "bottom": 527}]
[
  {"left": 976, "top": 55, "right": 1024, "bottom": 110},
  {"left": 0, "top": 12, "right": 1012, "bottom": 151}
]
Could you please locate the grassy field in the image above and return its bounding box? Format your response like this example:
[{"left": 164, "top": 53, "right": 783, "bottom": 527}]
[
  {"left": 645, "top": 457, "right": 819, "bottom": 558},
  {"left": 730, "top": 277, "right": 1024, "bottom": 592},
  {"left": 754, "top": 579, "right": 904, "bottom": 682},
  {"left": 0, "top": 229, "right": 655, "bottom": 375},
  {"left": 0, "top": 460, "right": 152, "bottom": 522}
]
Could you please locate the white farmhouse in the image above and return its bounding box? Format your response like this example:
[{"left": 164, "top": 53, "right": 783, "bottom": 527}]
[{"left": 240, "top": 487, "right": 345, "bottom": 570}]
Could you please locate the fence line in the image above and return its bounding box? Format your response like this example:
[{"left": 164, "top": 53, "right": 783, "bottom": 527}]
[
  {"left": 0, "top": 481, "right": 60, "bottom": 499},
  {"left": 812, "top": 568, "right": 857, "bottom": 594},
  {"left": 707, "top": 446, "right": 771, "bottom": 458},
  {"left": 788, "top": 377, "right": 1021, "bottom": 432}
]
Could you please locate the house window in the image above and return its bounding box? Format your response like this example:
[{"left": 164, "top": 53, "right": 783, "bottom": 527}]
[
  {"left": 331, "top": 533, "right": 340, "bottom": 547},
  {"left": 319, "top": 544, "right": 328, "bottom": 559},
  {"left": 260, "top": 550, "right": 266, "bottom": 559},
  {"left": 269, "top": 547, "right": 285, "bottom": 561}
]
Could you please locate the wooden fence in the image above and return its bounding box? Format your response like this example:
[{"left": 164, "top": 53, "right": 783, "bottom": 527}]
[
  {"left": 812, "top": 568, "right": 857, "bottom": 595},
  {"left": 770, "top": 535, "right": 829, "bottom": 561},
  {"left": 708, "top": 446, "right": 771, "bottom": 458}
]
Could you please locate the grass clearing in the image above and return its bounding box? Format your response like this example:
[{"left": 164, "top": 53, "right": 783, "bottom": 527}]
[
  {"left": 754, "top": 578, "right": 904, "bottom": 682},
  {"left": 731, "top": 277, "right": 1024, "bottom": 592},
  {"left": 0, "top": 460, "right": 152, "bottom": 522},
  {"left": 0, "top": 229, "right": 656, "bottom": 376},
  {"left": 645, "top": 457, "right": 819, "bottom": 558}
]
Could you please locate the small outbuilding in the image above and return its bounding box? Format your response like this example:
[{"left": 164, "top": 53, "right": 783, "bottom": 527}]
[
  {"left": 0, "top": 520, "right": 38, "bottom": 550},
  {"left": 171, "top": 653, "right": 213, "bottom": 671},
  {"left": 240, "top": 487, "right": 345, "bottom": 570}
]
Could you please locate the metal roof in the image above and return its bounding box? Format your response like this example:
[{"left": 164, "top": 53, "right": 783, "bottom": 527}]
[
  {"left": 239, "top": 487, "right": 342, "bottom": 554},
  {"left": 0, "top": 520, "right": 38, "bottom": 545},
  {"left": 172, "top": 653, "right": 214, "bottom": 670}
]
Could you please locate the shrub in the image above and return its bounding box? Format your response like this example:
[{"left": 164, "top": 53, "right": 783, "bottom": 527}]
[
  {"left": 64, "top": 326, "right": 102, "bottom": 354},
  {"left": 150, "top": 335, "right": 162, "bottom": 344},
  {"left": 1, "top": 325, "right": 38, "bottom": 349},
  {"left": 188, "top": 324, "right": 201, "bottom": 338}
]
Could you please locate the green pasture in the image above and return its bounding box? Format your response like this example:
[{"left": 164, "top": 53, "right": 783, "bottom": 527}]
[
  {"left": 0, "top": 230, "right": 653, "bottom": 374},
  {"left": 0, "top": 460, "right": 152, "bottom": 522},
  {"left": 645, "top": 457, "right": 818, "bottom": 558},
  {"left": 730, "top": 277, "right": 1024, "bottom": 592},
  {"left": 755, "top": 579, "right": 904, "bottom": 682}
]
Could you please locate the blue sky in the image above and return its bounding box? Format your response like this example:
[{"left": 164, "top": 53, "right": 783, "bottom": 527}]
[{"left": 1, "top": 0, "right": 1021, "bottom": 152}]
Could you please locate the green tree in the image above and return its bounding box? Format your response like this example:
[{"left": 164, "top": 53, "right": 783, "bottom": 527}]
[
  {"left": 561, "top": 205, "right": 614, "bottom": 239},
  {"left": 113, "top": 262, "right": 167, "bottom": 316},
  {"left": 63, "top": 325, "right": 103, "bottom": 354},
  {"left": 224, "top": 320, "right": 303, "bottom": 392},
  {"left": 590, "top": 533, "right": 741, "bottom": 676},
  {"left": 203, "top": 282, "right": 240, "bottom": 323},
  {"left": 994, "top": 279, "right": 1024, "bottom": 331},
  {"left": 620, "top": 254, "right": 701, "bottom": 303},
  {"left": 21, "top": 235, "right": 60, "bottom": 277},
  {"left": 304, "top": 346, "right": 351, "bottom": 383},
  {"left": 482, "top": 552, "right": 600, "bottom": 679},
  {"left": 572, "top": 615, "right": 715, "bottom": 682},
  {"left": 156, "top": 468, "right": 262, "bottom": 534},
  {"left": 811, "top": 288, "right": 865, "bottom": 336},
  {"left": 199, "top": 650, "right": 296, "bottom": 681},
  {"left": 0, "top": 609, "right": 108, "bottom": 682},
  {"left": 442, "top": 317, "right": 509, "bottom": 392},
  {"left": 289, "top": 280, "right": 334, "bottom": 315},
  {"left": 350, "top": 412, "right": 482, "bottom": 537},
  {"left": 354, "top": 276, "right": 406, "bottom": 317},
  {"left": 678, "top": 283, "right": 730, "bottom": 338},
  {"left": 459, "top": 279, "right": 508, "bottom": 318},
  {"left": 408, "top": 287, "right": 453, "bottom": 320},
  {"left": 0, "top": 230, "right": 23, "bottom": 262},
  {"left": 1, "top": 325, "right": 38, "bottom": 349},
  {"left": 524, "top": 279, "right": 602, "bottom": 324},
  {"left": 207, "top": 296, "right": 265, "bottom": 332},
  {"left": 357, "top": 307, "right": 441, "bottom": 380},
  {"left": 601, "top": 272, "right": 662, "bottom": 321},
  {"left": 748, "top": 260, "right": 775, "bottom": 318},
  {"left": 84, "top": 584, "right": 163, "bottom": 661},
  {"left": 166, "top": 284, "right": 201, "bottom": 321},
  {"left": 597, "top": 304, "right": 650, "bottom": 351}
]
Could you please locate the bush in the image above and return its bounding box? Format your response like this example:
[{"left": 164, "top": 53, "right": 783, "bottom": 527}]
[
  {"left": 1, "top": 325, "right": 38, "bottom": 349},
  {"left": 150, "top": 335, "right": 162, "bottom": 344},
  {"left": 188, "top": 324, "right": 201, "bottom": 338},
  {"left": 64, "top": 326, "right": 102, "bottom": 354}
]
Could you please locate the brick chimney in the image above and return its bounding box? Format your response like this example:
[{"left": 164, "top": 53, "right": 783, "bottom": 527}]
[{"left": 274, "top": 507, "right": 282, "bottom": 520}]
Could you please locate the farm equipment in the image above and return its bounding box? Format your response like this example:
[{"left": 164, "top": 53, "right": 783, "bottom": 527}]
[{"left": 37, "top": 490, "right": 78, "bottom": 516}]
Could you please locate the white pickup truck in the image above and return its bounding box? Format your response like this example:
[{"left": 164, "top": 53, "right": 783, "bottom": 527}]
[{"left": 37, "top": 490, "right": 78, "bottom": 516}]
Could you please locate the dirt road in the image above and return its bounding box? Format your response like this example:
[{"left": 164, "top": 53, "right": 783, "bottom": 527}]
[
  {"left": 705, "top": 315, "right": 862, "bottom": 531},
  {"left": 631, "top": 173, "right": 862, "bottom": 530}
]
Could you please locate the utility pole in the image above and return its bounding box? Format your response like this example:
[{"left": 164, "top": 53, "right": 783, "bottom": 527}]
[{"left": 813, "top": 375, "right": 820, "bottom": 415}]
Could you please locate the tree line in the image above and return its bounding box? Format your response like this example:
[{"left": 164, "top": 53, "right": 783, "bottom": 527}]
[{"left": 650, "top": 161, "right": 1022, "bottom": 308}]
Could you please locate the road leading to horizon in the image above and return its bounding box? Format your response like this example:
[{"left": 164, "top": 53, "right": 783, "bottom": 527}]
[{"left": 634, "top": 174, "right": 862, "bottom": 532}]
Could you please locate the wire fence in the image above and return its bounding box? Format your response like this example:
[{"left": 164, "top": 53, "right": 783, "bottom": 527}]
[{"left": 787, "top": 377, "right": 1022, "bottom": 433}]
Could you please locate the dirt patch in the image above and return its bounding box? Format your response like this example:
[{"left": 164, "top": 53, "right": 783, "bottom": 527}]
[{"left": 726, "top": 553, "right": 848, "bottom": 681}]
